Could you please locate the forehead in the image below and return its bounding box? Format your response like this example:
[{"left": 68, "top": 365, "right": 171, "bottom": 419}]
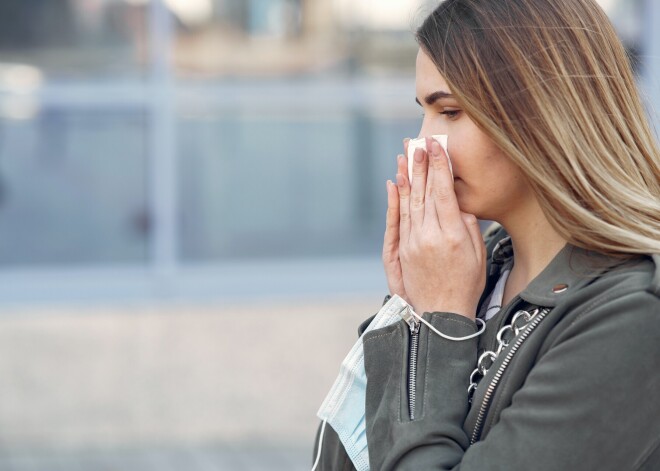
[{"left": 415, "top": 48, "right": 451, "bottom": 95}]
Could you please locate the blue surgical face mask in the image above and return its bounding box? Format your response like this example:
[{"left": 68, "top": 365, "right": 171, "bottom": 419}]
[{"left": 314, "top": 295, "right": 410, "bottom": 471}]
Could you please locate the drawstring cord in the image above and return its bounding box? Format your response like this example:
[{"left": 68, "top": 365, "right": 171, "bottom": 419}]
[
  {"left": 407, "top": 306, "right": 486, "bottom": 341},
  {"left": 311, "top": 419, "right": 327, "bottom": 471}
]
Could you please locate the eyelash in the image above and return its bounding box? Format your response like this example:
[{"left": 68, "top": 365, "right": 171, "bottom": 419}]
[
  {"left": 420, "top": 110, "right": 461, "bottom": 119},
  {"left": 441, "top": 110, "right": 460, "bottom": 119}
]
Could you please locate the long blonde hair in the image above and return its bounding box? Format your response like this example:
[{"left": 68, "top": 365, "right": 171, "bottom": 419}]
[{"left": 417, "top": 0, "right": 660, "bottom": 255}]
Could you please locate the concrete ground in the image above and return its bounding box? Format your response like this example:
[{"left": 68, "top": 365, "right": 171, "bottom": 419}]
[
  {"left": 0, "top": 445, "right": 311, "bottom": 471},
  {"left": 0, "top": 295, "right": 378, "bottom": 470}
]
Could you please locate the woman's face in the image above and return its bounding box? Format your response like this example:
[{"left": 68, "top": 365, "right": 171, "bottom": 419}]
[{"left": 415, "top": 48, "right": 534, "bottom": 222}]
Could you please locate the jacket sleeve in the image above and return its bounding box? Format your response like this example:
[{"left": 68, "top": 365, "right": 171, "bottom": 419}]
[
  {"left": 363, "top": 312, "right": 479, "bottom": 470},
  {"left": 363, "top": 290, "right": 660, "bottom": 470}
]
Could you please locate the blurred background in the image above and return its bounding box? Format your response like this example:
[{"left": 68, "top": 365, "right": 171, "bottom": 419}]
[{"left": 0, "top": 0, "right": 657, "bottom": 469}]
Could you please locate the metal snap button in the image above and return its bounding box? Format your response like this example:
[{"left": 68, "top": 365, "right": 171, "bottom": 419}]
[{"left": 552, "top": 283, "right": 569, "bottom": 294}]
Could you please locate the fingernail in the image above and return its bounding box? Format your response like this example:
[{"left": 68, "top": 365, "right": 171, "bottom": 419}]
[
  {"left": 431, "top": 140, "right": 442, "bottom": 159},
  {"left": 414, "top": 149, "right": 424, "bottom": 163},
  {"left": 396, "top": 173, "right": 405, "bottom": 187},
  {"left": 403, "top": 137, "right": 411, "bottom": 145}
]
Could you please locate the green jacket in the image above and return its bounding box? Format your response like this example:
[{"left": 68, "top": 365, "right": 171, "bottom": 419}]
[{"left": 314, "top": 227, "right": 660, "bottom": 470}]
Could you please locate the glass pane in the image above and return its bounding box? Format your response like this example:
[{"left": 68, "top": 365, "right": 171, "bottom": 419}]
[
  {"left": 0, "top": 107, "right": 150, "bottom": 266},
  {"left": 0, "top": 0, "right": 148, "bottom": 79},
  {"left": 178, "top": 102, "right": 420, "bottom": 261}
]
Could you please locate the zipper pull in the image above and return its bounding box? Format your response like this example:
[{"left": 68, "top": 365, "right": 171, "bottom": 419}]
[
  {"left": 400, "top": 305, "right": 420, "bottom": 331},
  {"left": 399, "top": 304, "right": 422, "bottom": 337},
  {"left": 408, "top": 317, "right": 420, "bottom": 335}
]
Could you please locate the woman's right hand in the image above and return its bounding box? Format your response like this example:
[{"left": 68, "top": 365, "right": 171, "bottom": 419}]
[{"left": 382, "top": 141, "right": 410, "bottom": 301}]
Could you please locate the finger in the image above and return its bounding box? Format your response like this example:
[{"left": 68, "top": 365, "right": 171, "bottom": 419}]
[
  {"left": 383, "top": 180, "right": 400, "bottom": 262},
  {"left": 397, "top": 154, "right": 408, "bottom": 184},
  {"left": 429, "top": 138, "right": 462, "bottom": 231},
  {"left": 383, "top": 180, "right": 404, "bottom": 295},
  {"left": 402, "top": 139, "right": 411, "bottom": 183},
  {"left": 396, "top": 172, "right": 411, "bottom": 243},
  {"left": 410, "top": 146, "right": 428, "bottom": 228},
  {"left": 424, "top": 138, "right": 440, "bottom": 228},
  {"left": 462, "top": 212, "right": 485, "bottom": 263}
]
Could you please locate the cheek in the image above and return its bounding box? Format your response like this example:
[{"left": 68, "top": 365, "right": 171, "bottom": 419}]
[
  {"left": 449, "top": 147, "right": 511, "bottom": 211},
  {"left": 446, "top": 128, "right": 477, "bottom": 172},
  {"left": 450, "top": 140, "right": 505, "bottom": 179},
  {"left": 446, "top": 141, "right": 477, "bottom": 178}
]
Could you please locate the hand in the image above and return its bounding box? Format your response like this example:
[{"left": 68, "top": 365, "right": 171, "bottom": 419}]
[
  {"left": 394, "top": 138, "right": 486, "bottom": 319},
  {"left": 382, "top": 139, "right": 411, "bottom": 302}
]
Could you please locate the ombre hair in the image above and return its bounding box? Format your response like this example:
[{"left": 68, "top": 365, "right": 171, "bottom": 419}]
[{"left": 417, "top": 0, "right": 660, "bottom": 255}]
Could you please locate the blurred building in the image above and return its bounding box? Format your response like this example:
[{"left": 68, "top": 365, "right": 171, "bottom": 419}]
[{"left": 0, "top": 0, "right": 656, "bottom": 302}]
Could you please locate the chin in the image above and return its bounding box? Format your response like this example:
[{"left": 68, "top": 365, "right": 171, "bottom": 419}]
[
  {"left": 455, "top": 200, "right": 477, "bottom": 217},
  {"left": 454, "top": 181, "right": 492, "bottom": 219},
  {"left": 454, "top": 184, "right": 476, "bottom": 215},
  {"left": 455, "top": 195, "right": 489, "bottom": 220}
]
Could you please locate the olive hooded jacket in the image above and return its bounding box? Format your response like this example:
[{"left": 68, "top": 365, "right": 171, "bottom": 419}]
[{"left": 313, "top": 227, "right": 660, "bottom": 470}]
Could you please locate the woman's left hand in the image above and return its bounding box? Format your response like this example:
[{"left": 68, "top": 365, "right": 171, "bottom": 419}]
[{"left": 392, "top": 138, "right": 486, "bottom": 319}]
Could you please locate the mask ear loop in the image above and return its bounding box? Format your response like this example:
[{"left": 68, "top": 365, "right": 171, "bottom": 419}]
[
  {"left": 408, "top": 307, "right": 486, "bottom": 341},
  {"left": 311, "top": 418, "right": 327, "bottom": 471}
]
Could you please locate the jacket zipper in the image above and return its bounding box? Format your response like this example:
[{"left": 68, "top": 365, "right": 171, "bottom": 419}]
[
  {"left": 407, "top": 317, "right": 421, "bottom": 420},
  {"left": 470, "top": 307, "right": 550, "bottom": 444}
]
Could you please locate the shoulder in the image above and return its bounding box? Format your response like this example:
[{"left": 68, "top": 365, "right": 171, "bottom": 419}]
[
  {"left": 524, "top": 242, "right": 659, "bottom": 315},
  {"left": 547, "top": 252, "right": 660, "bottom": 349},
  {"left": 578, "top": 252, "right": 660, "bottom": 307}
]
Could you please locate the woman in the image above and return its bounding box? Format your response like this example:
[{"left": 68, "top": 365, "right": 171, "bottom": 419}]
[{"left": 312, "top": 0, "right": 660, "bottom": 469}]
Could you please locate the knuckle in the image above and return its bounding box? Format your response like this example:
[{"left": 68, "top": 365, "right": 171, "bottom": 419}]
[
  {"left": 433, "top": 188, "right": 451, "bottom": 201},
  {"left": 406, "top": 244, "right": 419, "bottom": 260},
  {"left": 382, "top": 246, "right": 398, "bottom": 260},
  {"left": 419, "top": 233, "right": 436, "bottom": 250},
  {"left": 411, "top": 195, "right": 425, "bottom": 209},
  {"left": 385, "top": 210, "right": 399, "bottom": 225},
  {"left": 432, "top": 154, "right": 447, "bottom": 168},
  {"left": 445, "top": 232, "right": 463, "bottom": 247}
]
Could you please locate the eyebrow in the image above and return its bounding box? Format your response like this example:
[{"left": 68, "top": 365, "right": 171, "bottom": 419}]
[{"left": 415, "top": 91, "right": 454, "bottom": 106}]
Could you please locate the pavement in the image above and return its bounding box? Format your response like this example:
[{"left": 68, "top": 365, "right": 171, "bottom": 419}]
[
  {"left": 0, "top": 295, "right": 378, "bottom": 470},
  {"left": 0, "top": 445, "right": 311, "bottom": 471}
]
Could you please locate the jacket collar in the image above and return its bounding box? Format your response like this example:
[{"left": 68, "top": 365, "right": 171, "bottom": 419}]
[{"left": 490, "top": 236, "right": 639, "bottom": 308}]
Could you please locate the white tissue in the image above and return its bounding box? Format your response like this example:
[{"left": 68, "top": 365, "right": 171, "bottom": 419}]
[{"left": 406, "top": 135, "right": 453, "bottom": 183}]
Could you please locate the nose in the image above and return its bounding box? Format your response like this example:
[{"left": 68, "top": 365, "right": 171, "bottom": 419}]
[{"left": 417, "top": 115, "right": 445, "bottom": 139}]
